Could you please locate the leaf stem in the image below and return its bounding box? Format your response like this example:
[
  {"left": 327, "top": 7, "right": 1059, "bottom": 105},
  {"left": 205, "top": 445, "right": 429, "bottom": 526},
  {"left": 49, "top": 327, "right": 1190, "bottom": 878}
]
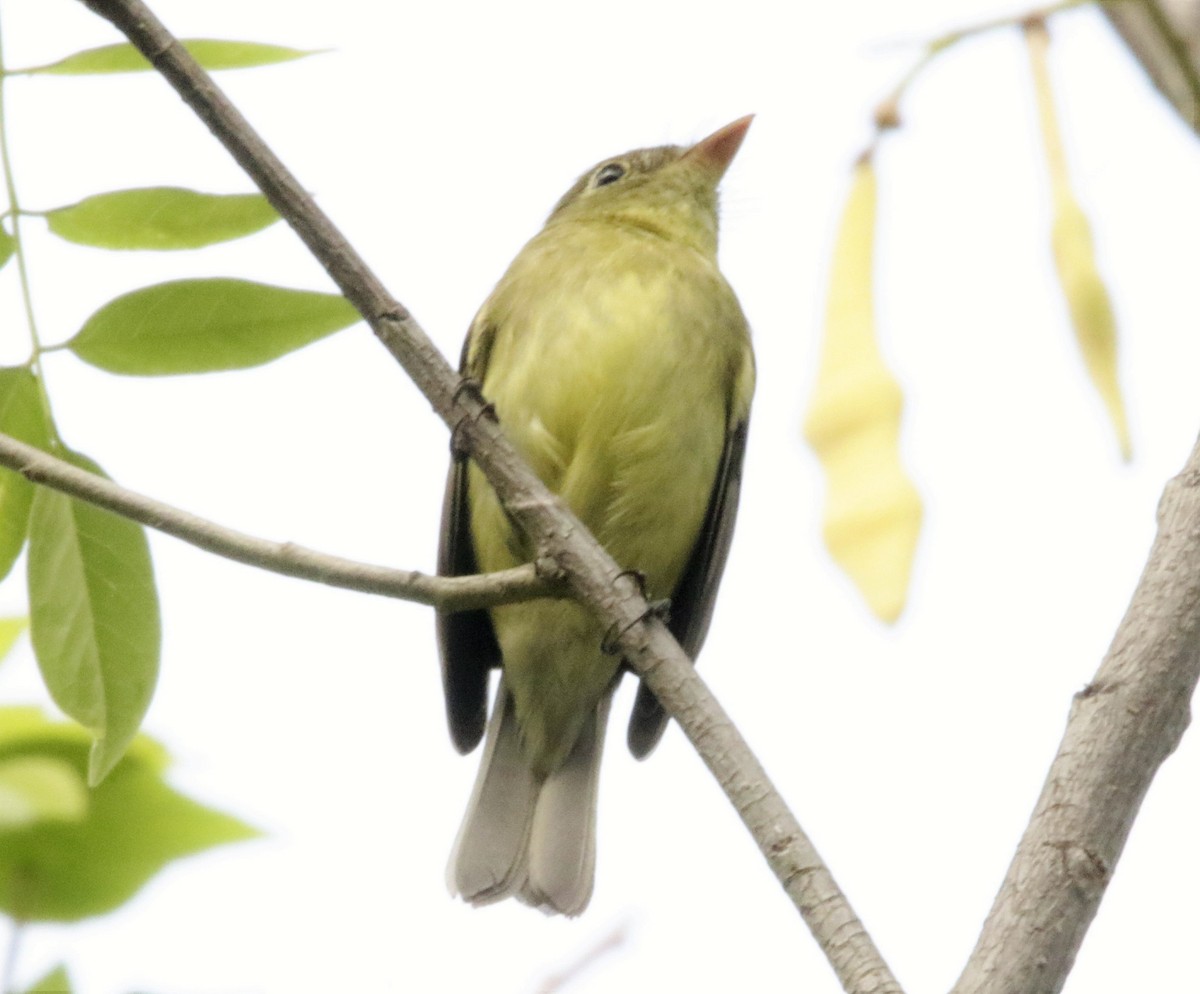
[{"left": 0, "top": 12, "right": 57, "bottom": 448}]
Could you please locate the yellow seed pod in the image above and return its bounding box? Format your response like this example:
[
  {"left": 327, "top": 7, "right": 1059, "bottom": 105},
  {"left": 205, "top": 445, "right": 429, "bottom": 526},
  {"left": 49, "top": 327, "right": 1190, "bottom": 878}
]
[
  {"left": 804, "top": 158, "right": 922, "bottom": 623},
  {"left": 1051, "top": 192, "right": 1131, "bottom": 460},
  {"left": 1027, "top": 19, "right": 1131, "bottom": 461}
]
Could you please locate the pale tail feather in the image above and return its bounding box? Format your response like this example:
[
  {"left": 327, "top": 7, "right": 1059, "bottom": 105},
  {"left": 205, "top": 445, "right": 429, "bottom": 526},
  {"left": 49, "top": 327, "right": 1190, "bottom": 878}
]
[
  {"left": 521, "top": 691, "right": 611, "bottom": 916},
  {"left": 448, "top": 679, "right": 611, "bottom": 916},
  {"left": 447, "top": 679, "right": 538, "bottom": 904}
]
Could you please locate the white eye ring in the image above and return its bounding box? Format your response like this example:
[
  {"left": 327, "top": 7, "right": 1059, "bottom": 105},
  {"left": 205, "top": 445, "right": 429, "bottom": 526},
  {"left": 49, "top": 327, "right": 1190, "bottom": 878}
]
[{"left": 593, "top": 162, "right": 626, "bottom": 187}]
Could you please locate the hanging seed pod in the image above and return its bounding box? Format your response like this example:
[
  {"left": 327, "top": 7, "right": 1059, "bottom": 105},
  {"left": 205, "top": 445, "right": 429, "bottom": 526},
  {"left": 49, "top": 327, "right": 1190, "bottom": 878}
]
[{"left": 804, "top": 157, "right": 922, "bottom": 623}]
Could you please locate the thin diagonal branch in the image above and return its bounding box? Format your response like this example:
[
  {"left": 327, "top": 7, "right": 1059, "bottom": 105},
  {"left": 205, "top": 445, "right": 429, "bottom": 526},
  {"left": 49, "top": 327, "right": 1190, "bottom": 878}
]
[
  {"left": 0, "top": 430, "right": 553, "bottom": 611},
  {"left": 76, "top": 1, "right": 902, "bottom": 991},
  {"left": 952, "top": 431, "right": 1200, "bottom": 994},
  {"left": 534, "top": 922, "right": 628, "bottom": 994}
]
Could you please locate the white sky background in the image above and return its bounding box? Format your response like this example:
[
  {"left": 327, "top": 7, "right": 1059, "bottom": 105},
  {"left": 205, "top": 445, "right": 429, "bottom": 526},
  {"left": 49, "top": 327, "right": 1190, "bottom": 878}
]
[{"left": 0, "top": 0, "right": 1197, "bottom": 991}]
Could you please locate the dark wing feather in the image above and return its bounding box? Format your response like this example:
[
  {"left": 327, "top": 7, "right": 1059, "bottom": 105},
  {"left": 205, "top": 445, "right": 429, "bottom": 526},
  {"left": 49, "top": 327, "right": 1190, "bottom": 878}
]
[
  {"left": 437, "top": 457, "right": 500, "bottom": 753},
  {"left": 627, "top": 417, "right": 750, "bottom": 758},
  {"left": 437, "top": 331, "right": 502, "bottom": 754}
]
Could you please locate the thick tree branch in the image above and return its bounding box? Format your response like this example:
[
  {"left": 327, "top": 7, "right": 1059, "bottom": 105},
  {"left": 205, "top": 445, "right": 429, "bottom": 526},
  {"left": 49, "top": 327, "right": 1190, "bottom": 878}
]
[
  {"left": 1105, "top": 0, "right": 1200, "bottom": 136},
  {"left": 0, "top": 430, "right": 553, "bottom": 610},
  {"left": 952, "top": 432, "right": 1200, "bottom": 994},
  {"left": 77, "top": 1, "right": 902, "bottom": 990}
]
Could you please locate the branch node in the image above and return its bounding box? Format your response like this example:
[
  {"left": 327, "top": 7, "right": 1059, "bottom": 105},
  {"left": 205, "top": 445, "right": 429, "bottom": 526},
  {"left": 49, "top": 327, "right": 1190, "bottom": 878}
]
[
  {"left": 377, "top": 304, "right": 411, "bottom": 323},
  {"left": 1047, "top": 840, "right": 1109, "bottom": 892},
  {"left": 534, "top": 551, "right": 567, "bottom": 583},
  {"left": 1074, "top": 679, "right": 1115, "bottom": 701}
]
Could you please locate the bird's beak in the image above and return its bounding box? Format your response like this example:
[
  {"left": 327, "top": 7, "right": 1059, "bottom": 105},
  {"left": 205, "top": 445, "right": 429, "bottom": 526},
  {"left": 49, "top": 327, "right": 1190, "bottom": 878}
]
[{"left": 684, "top": 114, "right": 754, "bottom": 180}]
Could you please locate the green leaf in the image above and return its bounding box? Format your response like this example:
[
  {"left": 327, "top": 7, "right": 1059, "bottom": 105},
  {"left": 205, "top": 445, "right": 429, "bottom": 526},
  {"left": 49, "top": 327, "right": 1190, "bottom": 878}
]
[
  {"left": 22, "top": 964, "right": 72, "bottom": 994},
  {"left": 27, "top": 452, "right": 161, "bottom": 784},
  {"left": 0, "top": 708, "right": 258, "bottom": 922},
  {"left": 0, "top": 225, "right": 15, "bottom": 270},
  {"left": 0, "top": 367, "right": 51, "bottom": 582},
  {"left": 0, "top": 756, "right": 88, "bottom": 829},
  {"left": 0, "top": 617, "right": 28, "bottom": 662},
  {"left": 46, "top": 188, "right": 280, "bottom": 251},
  {"left": 24, "top": 39, "right": 324, "bottom": 75},
  {"left": 69, "top": 279, "right": 360, "bottom": 375}
]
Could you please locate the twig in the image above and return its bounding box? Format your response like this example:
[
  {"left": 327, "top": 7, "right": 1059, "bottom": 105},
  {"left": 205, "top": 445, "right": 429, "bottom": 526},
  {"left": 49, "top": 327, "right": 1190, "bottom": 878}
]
[
  {"left": 866, "top": 0, "right": 1092, "bottom": 150},
  {"left": 0, "top": 430, "right": 553, "bottom": 611},
  {"left": 0, "top": 920, "right": 20, "bottom": 994},
  {"left": 534, "top": 921, "right": 628, "bottom": 994},
  {"left": 76, "top": 1, "right": 903, "bottom": 990},
  {"left": 952, "top": 433, "right": 1200, "bottom": 993}
]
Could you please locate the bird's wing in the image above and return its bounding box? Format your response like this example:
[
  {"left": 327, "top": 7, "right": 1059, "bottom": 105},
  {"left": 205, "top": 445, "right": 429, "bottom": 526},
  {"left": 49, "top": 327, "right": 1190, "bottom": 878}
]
[
  {"left": 437, "top": 329, "right": 502, "bottom": 754},
  {"left": 626, "top": 415, "right": 750, "bottom": 758}
]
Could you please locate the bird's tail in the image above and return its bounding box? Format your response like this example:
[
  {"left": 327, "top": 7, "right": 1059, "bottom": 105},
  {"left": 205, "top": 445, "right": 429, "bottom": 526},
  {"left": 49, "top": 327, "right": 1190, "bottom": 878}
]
[{"left": 447, "top": 677, "right": 610, "bottom": 916}]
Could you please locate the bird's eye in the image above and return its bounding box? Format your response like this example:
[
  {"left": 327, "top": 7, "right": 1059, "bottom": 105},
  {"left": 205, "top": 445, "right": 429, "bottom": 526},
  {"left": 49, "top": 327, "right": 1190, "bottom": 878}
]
[{"left": 593, "top": 162, "right": 626, "bottom": 187}]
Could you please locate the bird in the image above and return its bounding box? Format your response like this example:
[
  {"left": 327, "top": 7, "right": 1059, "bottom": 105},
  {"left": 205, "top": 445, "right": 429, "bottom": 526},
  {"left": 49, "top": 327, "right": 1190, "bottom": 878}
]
[{"left": 437, "top": 116, "right": 755, "bottom": 916}]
